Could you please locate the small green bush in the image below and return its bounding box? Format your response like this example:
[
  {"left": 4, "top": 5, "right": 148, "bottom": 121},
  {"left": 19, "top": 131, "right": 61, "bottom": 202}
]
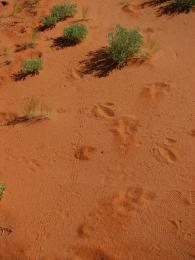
[
  {"left": 51, "top": 1, "right": 77, "bottom": 21},
  {"left": 22, "top": 58, "right": 43, "bottom": 75},
  {"left": 0, "top": 184, "right": 6, "bottom": 199},
  {"left": 175, "top": 0, "right": 195, "bottom": 10},
  {"left": 63, "top": 24, "right": 87, "bottom": 43},
  {"left": 42, "top": 14, "right": 57, "bottom": 28},
  {"left": 107, "top": 25, "right": 143, "bottom": 66}
]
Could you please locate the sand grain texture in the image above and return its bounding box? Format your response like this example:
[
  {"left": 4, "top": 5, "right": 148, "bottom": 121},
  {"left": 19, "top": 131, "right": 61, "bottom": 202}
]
[{"left": 0, "top": 0, "right": 195, "bottom": 259}]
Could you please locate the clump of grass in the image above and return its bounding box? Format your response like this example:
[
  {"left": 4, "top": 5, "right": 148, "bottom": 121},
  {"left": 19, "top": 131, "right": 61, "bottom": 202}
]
[
  {"left": 13, "top": 1, "right": 24, "bottom": 15},
  {"left": 41, "top": 14, "right": 57, "bottom": 28},
  {"left": 174, "top": 0, "right": 195, "bottom": 10},
  {"left": 63, "top": 23, "right": 87, "bottom": 43},
  {"left": 0, "top": 184, "right": 6, "bottom": 200},
  {"left": 22, "top": 58, "right": 43, "bottom": 75},
  {"left": 107, "top": 25, "right": 143, "bottom": 66},
  {"left": 51, "top": 1, "right": 77, "bottom": 21},
  {"left": 24, "top": 97, "right": 50, "bottom": 119}
]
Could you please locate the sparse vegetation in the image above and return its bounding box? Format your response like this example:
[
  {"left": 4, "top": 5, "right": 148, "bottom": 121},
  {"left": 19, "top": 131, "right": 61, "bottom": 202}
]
[
  {"left": 42, "top": 14, "right": 57, "bottom": 28},
  {"left": 174, "top": 0, "right": 195, "bottom": 11},
  {"left": 51, "top": 1, "right": 76, "bottom": 21},
  {"left": 24, "top": 97, "right": 50, "bottom": 119},
  {"left": 41, "top": 1, "right": 76, "bottom": 29},
  {"left": 107, "top": 25, "right": 143, "bottom": 66},
  {"left": 63, "top": 24, "right": 87, "bottom": 43},
  {"left": 22, "top": 58, "right": 43, "bottom": 75},
  {"left": 0, "top": 184, "right": 6, "bottom": 199},
  {"left": 13, "top": 1, "right": 24, "bottom": 15}
]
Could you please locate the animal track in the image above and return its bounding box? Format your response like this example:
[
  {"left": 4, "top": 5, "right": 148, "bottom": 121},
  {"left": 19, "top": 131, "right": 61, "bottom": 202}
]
[
  {"left": 92, "top": 103, "right": 115, "bottom": 119},
  {"left": 112, "top": 187, "right": 155, "bottom": 217},
  {"left": 120, "top": 1, "right": 139, "bottom": 16},
  {"left": 73, "top": 245, "right": 114, "bottom": 260},
  {"left": 77, "top": 223, "right": 93, "bottom": 238},
  {"left": 142, "top": 82, "right": 170, "bottom": 99},
  {"left": 191, "top": 129, "right": 195, "bottom": 137},
  {"left": 0, "top": 226, "right": 13, "bottom": 236},
  {"left": 111, "top": 116, "right": 139, "bottom": 149},
  {"left": 152, "top": 144, "right": 177, "bottom": 164},
  {"left": 74, "top": 146, "right": 96, "bottom": 161}
]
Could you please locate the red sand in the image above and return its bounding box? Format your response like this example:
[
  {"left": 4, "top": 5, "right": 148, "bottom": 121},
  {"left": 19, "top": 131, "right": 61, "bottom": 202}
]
[{"left": 0, "top": 0, "right": 195, "bottom": 259}]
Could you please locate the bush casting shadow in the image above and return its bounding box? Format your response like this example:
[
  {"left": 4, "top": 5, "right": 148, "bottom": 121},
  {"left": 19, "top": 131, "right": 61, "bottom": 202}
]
[
  {"left": 11, "top": 71, "right": 39, "bottom": 81},
  {"left": 51, "top": 36, "right": 78, "bottom": 49},
  {"left": 141, "top": 0, "right": 195, "bottom": 15},
  {"left": 80, "top": 48, "right": 118, "bottom": 78}
]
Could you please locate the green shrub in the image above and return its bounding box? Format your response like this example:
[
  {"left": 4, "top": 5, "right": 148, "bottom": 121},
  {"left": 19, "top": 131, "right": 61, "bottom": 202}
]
[
  {"left": 22, "top": 58, "right": 43, "bottom": 75},
  {"left": 42, "top": 14, "right": 57, "bottom": 28},
  {"left": 63, "top": 24, "right": 87, "bottom": 43},
  {"left": 175, "top": 0, "right": 195, "bottom": 10},
  {"left": 0, "top": 184, "right": 6, "bottom": 199},
  {"left": 107, "top": 25, "right": 143, "bottom": 66},
  {"left": 51, "top": 1, "right": 77, "bottom": 21}
]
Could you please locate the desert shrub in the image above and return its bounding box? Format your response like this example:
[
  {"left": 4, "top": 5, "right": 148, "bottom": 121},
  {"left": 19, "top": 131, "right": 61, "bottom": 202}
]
[
  {"left": 51, "top": 1, "right": 77, "bottom": 21},
  {"left": 22, "top": 58, "right": 43, "bottom": 75},
  {"left": 42, "top": 14, "right": 57, "bottom": 28},
  {"left": 0, "top": 183, "right": 6, "bottom": 199},
  {"left": 174, "top": 0, "right": 195, "bottom": 10},
  {"left": 63, "top": 24, "right": 87, "bottom": 43},
  {"left": 107, "top": 25, "right": 143, "bottom": 66},
  {"left": 24, "top": 97, "right": 50, "bottom": 119}
]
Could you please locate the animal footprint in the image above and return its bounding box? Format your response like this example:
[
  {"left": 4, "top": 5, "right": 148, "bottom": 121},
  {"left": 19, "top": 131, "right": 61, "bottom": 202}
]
[
  {"left": 77, "top": 223, "right": 93, "bottom": 238},
  {"left": 142, "top": 82, "right": 170, "bottom": 99},
  {"left": 112, "top": 187, "right": 155, "bottom": 217},
  {"left": 71, "top": 68, "right": 83, "bottom": 80},
  {"left": 0, "top": 227, "right": 13, "bottom": 236},
  {"left": 120, "top": 2, "right": 139, "bottom": 16},
  {"left": 190, "top": 129, "right": 195, "bottom": 137},
  {"left": 152, "top": 144, "right": 177, "bottom": 164},
  {"left": 74, "top": 146, "right": 96, "bottom": 161},
  {"left": 111, "top": 116, "right": 139, "bottom": 149},
  {"left": 92, "top": 103, "right": 115, "bottom": 119},
  {"left": 73, "top": 245, "right": 114, "bottom": 260}
]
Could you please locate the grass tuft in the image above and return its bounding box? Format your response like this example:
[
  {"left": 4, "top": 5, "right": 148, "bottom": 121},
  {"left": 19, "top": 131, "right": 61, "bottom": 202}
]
[
  {"left": 22, "top": 58, "right": 43, "bottom": 75},
  {"left": 63, "top": 23, "right": 87, "bottom": 43},
  {"left": 0, "top": 184, "right": 6, "bottom": 200}
]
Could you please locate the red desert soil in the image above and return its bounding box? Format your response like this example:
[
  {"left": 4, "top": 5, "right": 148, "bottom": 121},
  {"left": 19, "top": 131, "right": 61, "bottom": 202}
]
[{"left": 0, "top": 0, "right": 195, "bottom": 259}]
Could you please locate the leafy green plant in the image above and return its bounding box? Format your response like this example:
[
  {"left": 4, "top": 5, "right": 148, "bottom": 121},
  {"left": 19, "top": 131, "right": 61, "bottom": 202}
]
[
  {"left": 51, "top": 1, "right": 77, "bottom": 21},
  {"left": 42, "top": 14, "right": 57, "bottom": 28},
  {"left": 24, "top": 97, "right": 50, "bottom": 119},
  {"left": 63, "top": 24, "right": 87, "bottom": 43},
  {"left": 22, "top": 58, "right": 43, "bottom": 75},
  {"left": 0, "top": 184, "right": 6, "bottom": 199},
  {"left": 107, "top": 25, "right": 143, "bottom": 66}
]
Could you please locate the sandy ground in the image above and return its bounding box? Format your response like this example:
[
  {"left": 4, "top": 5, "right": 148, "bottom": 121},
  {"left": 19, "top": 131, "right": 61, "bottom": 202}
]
[{"left": 0, "top": 0, "right": 195, "bottom": 259}]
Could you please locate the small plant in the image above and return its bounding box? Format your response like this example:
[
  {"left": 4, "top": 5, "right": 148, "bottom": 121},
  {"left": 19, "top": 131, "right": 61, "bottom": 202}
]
[
  {"left": 42, "top": 14, "right": 57, "bottom": 28},
  {"left": 0, "top": 184, "right": 6, "bottom": 199},
  {"left": 24, "top": 97, "right": 50, "bottom": 119},
  {"left": 63, "top": 24, "right": 87, "bottom": 43},
  {"left": 107, "top": 25, "right": 143, "bottom": 66},
  {"left": 81, "top": 6, "right": 89, "bottom": 21},
  {"left": 174, "top": 0, "right": 195, "bottom": 10},
  {"left": 22, "top": 58, "right": 43, "bottom": 75},
  {"left": 51, "top": 1, "right": 77, "bottom": 21},
  {"left": 13, "top": 1, "right": 24, "bottom": 15}
]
